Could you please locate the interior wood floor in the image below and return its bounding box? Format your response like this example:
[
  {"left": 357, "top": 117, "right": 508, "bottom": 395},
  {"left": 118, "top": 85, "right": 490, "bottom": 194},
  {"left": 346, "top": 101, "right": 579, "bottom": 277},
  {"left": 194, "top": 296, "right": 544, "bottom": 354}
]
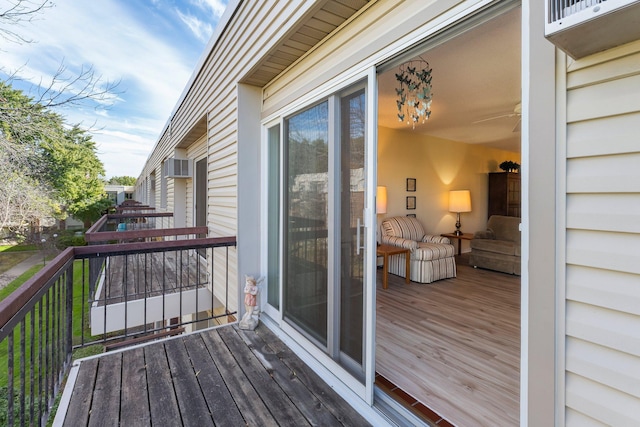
[{"left": 376, "top": 254, "right": 520, "bottom": 427}]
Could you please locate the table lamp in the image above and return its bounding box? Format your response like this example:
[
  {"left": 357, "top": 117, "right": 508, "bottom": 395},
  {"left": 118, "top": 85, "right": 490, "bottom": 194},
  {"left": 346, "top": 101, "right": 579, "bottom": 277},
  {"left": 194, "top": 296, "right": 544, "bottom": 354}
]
[{"left": 449, "top": 190, "right": 471, "bottom": 236}]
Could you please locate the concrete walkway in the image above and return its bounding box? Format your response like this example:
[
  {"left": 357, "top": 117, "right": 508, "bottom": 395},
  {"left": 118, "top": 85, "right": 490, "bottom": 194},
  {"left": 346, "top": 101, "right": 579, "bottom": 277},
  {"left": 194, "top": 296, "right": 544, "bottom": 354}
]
[{"left": 0, "top": 252, "right": 45, "bottom": 290}]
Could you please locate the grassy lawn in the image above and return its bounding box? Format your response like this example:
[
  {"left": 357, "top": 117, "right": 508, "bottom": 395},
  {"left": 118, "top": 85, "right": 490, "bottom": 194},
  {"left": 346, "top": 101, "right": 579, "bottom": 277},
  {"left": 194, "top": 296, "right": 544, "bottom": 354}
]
[
  {"left": 0, "top": 244, "right": 38, "bottom": 252},
  {"left": 0, "top": 264, "right": 44, "bottom": 301}
]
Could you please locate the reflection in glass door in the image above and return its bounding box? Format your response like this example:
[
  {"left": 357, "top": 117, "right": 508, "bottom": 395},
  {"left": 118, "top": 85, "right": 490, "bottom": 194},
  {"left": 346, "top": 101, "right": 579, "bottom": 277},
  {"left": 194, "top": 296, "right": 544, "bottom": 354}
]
[
  {"left": 340, "top": 90, "right": 365, "bottom": 371},
  {"left": 283, "top": 84, "right": 367, "bottom": 378}
]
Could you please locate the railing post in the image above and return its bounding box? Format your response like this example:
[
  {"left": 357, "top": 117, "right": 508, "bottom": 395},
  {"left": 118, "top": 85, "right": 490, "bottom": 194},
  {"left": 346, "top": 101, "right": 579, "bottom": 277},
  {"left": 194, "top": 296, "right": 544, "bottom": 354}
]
[{"left": 66, "top": 263, "right": 74, "bottom": 364}]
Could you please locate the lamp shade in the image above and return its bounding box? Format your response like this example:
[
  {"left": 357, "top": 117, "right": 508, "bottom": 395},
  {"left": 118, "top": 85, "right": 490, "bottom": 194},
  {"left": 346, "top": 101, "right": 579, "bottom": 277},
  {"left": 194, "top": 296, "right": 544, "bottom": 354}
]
[
  {"left": 449, "top": 190, "right": 471, "bottom": 213},
  {"left": 376, "top": 186, "right": 388, "bottom": 214}
]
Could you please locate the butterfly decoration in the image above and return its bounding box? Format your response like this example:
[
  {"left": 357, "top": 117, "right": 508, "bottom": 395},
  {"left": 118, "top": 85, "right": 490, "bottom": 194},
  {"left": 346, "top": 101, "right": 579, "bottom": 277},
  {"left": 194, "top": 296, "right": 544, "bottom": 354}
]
[{"left": 395, "top": 58, "right": 433, "bottom": 129}]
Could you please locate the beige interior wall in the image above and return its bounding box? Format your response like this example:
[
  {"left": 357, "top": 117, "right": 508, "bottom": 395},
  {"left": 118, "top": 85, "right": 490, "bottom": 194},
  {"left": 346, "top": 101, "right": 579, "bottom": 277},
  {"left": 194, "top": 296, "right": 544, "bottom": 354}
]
[{"left": 377, "top": 126, "right": 520, "bottom": 253}]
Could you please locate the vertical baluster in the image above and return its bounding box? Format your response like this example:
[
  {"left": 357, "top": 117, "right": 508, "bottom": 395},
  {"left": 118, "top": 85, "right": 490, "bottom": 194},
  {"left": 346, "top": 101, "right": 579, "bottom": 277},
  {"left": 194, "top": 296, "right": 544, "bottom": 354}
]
[
  {"left": 38, "top": 299, "right": 43, "bottom": 424},
  {"left": 225, "top": 246, "right": 230, "bottom": 316},
  {"left": 124, "top": 253, "right": 129, "bottom": 338},
  {"left": 81, "top": 259, "right": 86, "bottom": 347},
  {"left": 54, "top": 275, "right": 61, "bottom": 392},
  {"left": 30, "top": 307, "right": 36, "bottom": 425},
  {"left": 8, "top": 331, "right": 14, "bottom": 426},
  {"left": 103, "top": 255, "right": 109, "bottom": 343},
  {"left": 195, "top": 245, "right": 200, "bottom": 325},
  {"left": 67, "top": 263, "right": 74, "bottom": 364},
  {"left": 214, "top": 247, "right": 216, "bottom": 324},
  {"left": 179, "top": 249, "right": 183, "bottom": 322},
  {"left": 20, "top": 319, "right": 26, "bottom": 426},
  {"left": 144, "top": 251, "right": 148, "bottom": 334},
  {"left": 44, "top": 291, "right": 50, "bottom": 410},
  {"left": 162, "top": 251, "right": 166, "bottom": 328}
]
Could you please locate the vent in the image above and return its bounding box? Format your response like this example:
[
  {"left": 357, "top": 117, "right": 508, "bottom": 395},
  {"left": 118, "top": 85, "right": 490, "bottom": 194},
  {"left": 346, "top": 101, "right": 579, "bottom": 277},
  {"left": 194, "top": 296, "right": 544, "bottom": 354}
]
[
  {"left": 164, "top": 158, "right": 192, "bottom": 178},
  {"left": 545, "top": 0, "right": 640, "bottom": 59}
]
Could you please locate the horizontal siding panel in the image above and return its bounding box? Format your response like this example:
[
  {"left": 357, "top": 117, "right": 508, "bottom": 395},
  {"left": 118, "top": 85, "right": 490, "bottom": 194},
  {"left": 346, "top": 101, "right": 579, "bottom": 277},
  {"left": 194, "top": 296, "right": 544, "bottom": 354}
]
[
  {"left": 566, "top": 153, "right": 640, "bottom": 193},
  {"left": 567, "top": 73, "right": 640, "bottom": 123},
  {"left": 566, "top": 373, "right": 640, "bottom": 426},
  {"left": 567, "top": 265, "right": 640, "bottom": 316},
  {"left": 567, "top": 193, "right": 640, "bottom": 233},
  {"left": 210, "top": 212, "right": 237, "bottom": 236},
  {"left": 566, "top": 229, "right": 640, "bottom": 275},
  {"left": 566, "top": 337, "right": 640, "bottom": 399},
  {"left": 567, "top": 112, "right": 640, "bottom": 158},
  {"left": 566, "top": 300, "right": 640, "bottom": 357},
  {"left": 567, "top": 49, "right": 640, "bottom": 90},
  {"left": 565, "top": 407, "right": 607, "bottom": 427}
]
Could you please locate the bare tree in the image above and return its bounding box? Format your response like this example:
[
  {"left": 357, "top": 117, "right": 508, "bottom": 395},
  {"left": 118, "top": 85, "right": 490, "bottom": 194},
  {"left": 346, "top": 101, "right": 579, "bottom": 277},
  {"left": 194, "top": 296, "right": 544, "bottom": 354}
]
[
  {"left": 1, "top": 0, "right": 120, "bottom": 111},
  {"left": 0, "top": 0, "right": 51, "bottom": 44}
]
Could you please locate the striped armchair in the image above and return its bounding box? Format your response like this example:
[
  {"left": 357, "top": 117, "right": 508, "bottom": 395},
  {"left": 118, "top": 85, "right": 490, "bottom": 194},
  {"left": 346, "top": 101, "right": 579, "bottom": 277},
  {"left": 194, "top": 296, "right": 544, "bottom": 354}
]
[{"left": 380, "top": 216, "right": 457, "bottom": 283}]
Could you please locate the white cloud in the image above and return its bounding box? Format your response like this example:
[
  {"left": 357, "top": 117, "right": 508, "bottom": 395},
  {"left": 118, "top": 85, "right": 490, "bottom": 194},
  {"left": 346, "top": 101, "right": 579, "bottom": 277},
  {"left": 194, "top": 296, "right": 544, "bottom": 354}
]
[
  {"left": 177, "top": 10, "right": 213, "bottom": 42},
  {"left": 193, "top": 0, "right": 227, "bottom": 17}
]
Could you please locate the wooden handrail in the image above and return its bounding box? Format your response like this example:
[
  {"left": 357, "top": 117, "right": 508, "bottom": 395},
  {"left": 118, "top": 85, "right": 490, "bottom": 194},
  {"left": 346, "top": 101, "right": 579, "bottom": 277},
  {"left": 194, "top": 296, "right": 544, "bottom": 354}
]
[
  {"left": 84, "top": 226, "right": 209, "bottom": 243},
  {"left": 107, "top": 212, "right": 173, "bottom": 219},
  {"left": 0, "top": 236, "right": 236, "bottom": 333},
  {"left": 0, "top": 248, "right": 74, "bottom": 332}
]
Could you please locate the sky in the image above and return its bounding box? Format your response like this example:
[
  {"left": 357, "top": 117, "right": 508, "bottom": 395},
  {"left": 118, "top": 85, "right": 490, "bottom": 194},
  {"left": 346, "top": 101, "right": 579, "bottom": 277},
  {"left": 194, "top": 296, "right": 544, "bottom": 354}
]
[{"left": 0, "top": 0, "right": 229, "bottom": 179}]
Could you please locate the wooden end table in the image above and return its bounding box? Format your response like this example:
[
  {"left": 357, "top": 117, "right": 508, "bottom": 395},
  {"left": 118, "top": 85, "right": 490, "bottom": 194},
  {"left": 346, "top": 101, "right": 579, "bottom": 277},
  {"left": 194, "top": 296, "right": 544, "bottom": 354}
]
[
  {"left": 440, "top": 232, "right": 474, "bottom": 256},
  {"left": 376, "top": 244, "right": 410, "bottom": 290}
]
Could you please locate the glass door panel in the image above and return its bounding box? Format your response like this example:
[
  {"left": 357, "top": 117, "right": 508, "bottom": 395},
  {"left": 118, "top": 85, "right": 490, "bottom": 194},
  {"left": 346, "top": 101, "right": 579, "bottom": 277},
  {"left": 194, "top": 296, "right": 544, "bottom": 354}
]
[
  {"left": 284, "top": 102, "right": 329, "bottom": 345},
  {"left": 281, "top": 83, "right": 368, "bottom": 379},
  {"left": 340, "top": 89, "right": 366, "bottom": 368}
]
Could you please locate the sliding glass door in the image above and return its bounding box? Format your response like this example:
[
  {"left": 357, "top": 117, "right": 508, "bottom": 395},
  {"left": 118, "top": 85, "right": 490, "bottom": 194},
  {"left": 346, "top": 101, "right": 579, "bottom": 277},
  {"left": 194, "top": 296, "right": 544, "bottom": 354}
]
[{"left": 283, "top": 84, "right": 367, "bottom": 377}]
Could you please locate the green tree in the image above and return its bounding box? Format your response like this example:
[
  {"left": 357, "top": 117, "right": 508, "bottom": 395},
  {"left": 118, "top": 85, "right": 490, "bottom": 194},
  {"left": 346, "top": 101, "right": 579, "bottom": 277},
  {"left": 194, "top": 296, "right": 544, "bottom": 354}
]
[
  {"left": 108, "top": 176, "right": 137, "bottom": 186},
  {"left": 0, "top": 83, "right": 108, "bottom": 232}
]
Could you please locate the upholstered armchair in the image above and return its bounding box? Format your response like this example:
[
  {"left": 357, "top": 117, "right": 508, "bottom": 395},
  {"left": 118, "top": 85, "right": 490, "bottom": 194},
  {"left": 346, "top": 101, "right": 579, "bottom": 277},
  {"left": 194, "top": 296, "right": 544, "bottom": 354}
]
[{"left": 380, "top": 216, "right": 457, "bottom": 283}]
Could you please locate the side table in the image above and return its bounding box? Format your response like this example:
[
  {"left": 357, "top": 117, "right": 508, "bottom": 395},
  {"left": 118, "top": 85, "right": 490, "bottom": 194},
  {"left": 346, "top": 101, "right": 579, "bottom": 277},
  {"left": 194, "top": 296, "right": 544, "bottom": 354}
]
[
  {"left": 376, "top": 244, "right": 411, "bottom": 289},
  {"left": 440, "top": 232, "right": 474, "bottom": 256}
]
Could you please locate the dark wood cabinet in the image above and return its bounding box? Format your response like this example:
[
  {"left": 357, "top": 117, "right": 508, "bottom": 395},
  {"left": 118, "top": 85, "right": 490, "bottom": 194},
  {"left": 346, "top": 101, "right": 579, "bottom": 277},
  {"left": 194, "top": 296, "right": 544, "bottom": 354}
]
[{"left": 488, "top": 172, "right": 521, "bottom": 218}]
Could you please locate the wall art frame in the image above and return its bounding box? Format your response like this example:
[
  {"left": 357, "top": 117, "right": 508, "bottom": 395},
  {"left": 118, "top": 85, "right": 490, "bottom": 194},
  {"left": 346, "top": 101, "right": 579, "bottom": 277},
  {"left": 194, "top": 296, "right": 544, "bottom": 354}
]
[
  {"left": 406, "top": 178, "right": 416, "bottom": 192},
  {"left": 406, "top": 196, "right": 416, "bottom": 210}
]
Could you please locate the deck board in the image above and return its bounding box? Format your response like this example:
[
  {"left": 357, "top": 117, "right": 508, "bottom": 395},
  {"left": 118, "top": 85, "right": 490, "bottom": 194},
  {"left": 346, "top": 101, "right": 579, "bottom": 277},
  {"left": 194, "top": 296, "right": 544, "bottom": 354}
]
[
  {"left": 182, "top": 334, "right": 246, "bottom": 425},
  {"left": 88, "top": 354, "right": 122, "bottom": 427},
  {"left": 121, "top": 347, "right": 151, "bottom": 426},
  {"left": 254, "top": 326, "right": 371, "bottom": 426},
  {"left": 165, "top": 338, "right": 214, "bottom": 426},
  {"left": 144, "top": 345, "right": 182, "bottom": 425},
  {"left": 62, "top": 325, "right": 370, "bottom": 426},
  {"left": 217, "top": 326, "right": 311, "bottom": 426},
  {"left": 98, "top": 251, "right": 208, "bottom": 305},
  {"left": 63, "top": 358, "right": 97, "bottom": 426},
  {"left": 200, "top": 328, "right": 279, "bottom": 426},
  {"left": 240, "top": 327, "right": 346, "bottom": 426}
]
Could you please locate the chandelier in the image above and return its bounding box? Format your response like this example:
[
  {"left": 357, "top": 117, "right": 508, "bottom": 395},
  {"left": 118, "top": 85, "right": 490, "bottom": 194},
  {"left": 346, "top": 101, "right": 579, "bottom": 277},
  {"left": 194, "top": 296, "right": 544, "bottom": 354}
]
[{"left": 395, "top": 58, "right": 433, "bottom": 129}]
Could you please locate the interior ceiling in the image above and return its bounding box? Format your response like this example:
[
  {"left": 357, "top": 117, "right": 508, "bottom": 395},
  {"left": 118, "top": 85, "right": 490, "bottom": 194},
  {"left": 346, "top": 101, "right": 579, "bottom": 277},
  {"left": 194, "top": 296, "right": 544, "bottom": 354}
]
[{"left": 378, "top": 8, "right": 522, "bottom": 153}]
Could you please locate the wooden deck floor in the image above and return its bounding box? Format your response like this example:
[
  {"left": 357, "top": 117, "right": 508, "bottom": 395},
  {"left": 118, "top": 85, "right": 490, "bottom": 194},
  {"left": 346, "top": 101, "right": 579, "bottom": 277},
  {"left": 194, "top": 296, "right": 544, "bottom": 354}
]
[
  {"left": 376, "top": 255, "right": 521, "bottom": 427},
  {"left": 97, "top": 251, "right": 208, "bottom": 305},
  {"left": 61, "top": 324, "right": 370, "bottom": 426}
]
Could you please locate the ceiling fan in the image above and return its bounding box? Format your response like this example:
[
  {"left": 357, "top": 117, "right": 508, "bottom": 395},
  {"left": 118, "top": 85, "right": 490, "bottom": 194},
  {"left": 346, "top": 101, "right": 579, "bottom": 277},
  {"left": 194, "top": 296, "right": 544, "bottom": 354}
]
[{"left": 473, "top": 103, "right": 522, "bottom": 132}]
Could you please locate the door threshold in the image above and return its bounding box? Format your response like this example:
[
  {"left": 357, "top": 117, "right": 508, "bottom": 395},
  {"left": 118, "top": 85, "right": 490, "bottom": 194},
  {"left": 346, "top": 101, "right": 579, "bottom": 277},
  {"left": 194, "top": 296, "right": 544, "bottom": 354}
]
[{"left": 375, "top": 373, "right": 454, "bottom": 426}]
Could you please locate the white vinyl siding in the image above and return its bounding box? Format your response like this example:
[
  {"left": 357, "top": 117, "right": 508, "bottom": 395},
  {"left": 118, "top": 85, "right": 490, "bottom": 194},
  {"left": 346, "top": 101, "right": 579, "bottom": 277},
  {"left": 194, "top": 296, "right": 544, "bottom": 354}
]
[
  {"left": 186, "top": 135, "right": 207, "bottom": 228},
  {"left": 135, "top": 1, "right": 322, "bottom": 314},
  {"left": 563, "top": 40, "right": 640, "bottom": 425}
]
